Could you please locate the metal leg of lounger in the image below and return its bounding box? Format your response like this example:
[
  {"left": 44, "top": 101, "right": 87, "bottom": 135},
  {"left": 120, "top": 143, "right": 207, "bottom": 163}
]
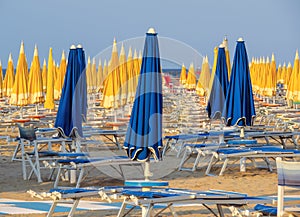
[
  {"left": 219, "top": 158, "right": 229, "bottom": 176},
  {"left": 47, "top": 201, "right": 58, "bottom": 217},
  {"left": 216, "top": 204, "right": 225, "bottom": 217},
  {"left": 178, "top": 147, "right": 191, "bottom": 171},
  {"left": 192, "top": 149, "right": 205, "bottom": 171},
  {"left": 26, "top": 153, "right": 42, "bottom": 182},
  {"left": 76, "top": 168, "right": 85, "bottom": 188},
  {"left": 12, "top": 142, "right": 21, "bottom": 161},
  {"left": 205, "top": 154, "right": 216, "bottom": 175},
  {"left": 117, "top": 198, "right": 131, "bottom": 217},
  {"left": 54, "top": 166, "right": 61, "bottom": 188},
  {"left": 21, "top": 141, "right": 27, "bottom": 180},
  {"left": 263, "top": 157, "right": 272, "bottom": 172},
  {"left": 67, "top": 199, "right": 80, "bottom": 217}
]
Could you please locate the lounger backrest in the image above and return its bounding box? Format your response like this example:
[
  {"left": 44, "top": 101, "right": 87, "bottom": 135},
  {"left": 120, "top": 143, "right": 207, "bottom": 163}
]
[
  {"left": 18, "top": 124, "right": 37, "bottom": 141},
  {"left": 276, "top": 157, "right": 300, "bottom": 187}
]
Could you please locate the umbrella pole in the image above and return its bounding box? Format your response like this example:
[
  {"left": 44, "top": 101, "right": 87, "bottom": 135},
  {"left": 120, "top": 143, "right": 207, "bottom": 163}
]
[
  {"left": 20, "top": 106, "right": 23, "bottom": 119},
  {"left": 144, "top": 160, "right": 153, "bottom": 181},
  {"left": 35, "top": 104, "right": 38, "bottom": 115}
]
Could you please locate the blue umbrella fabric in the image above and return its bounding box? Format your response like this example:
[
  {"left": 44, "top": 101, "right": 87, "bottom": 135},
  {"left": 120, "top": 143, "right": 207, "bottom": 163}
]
[
  {"left": 222, "top": 38, "right": 256, "bottom": 126},
  {"left": 55, "top": 45, "right": 87, "bottom": 137},
  {"left": 124, "top": 28, "right": 163, "bottom": 162},
  {"left": 206, "top": 45, "right": 229, "bottom": 119}
]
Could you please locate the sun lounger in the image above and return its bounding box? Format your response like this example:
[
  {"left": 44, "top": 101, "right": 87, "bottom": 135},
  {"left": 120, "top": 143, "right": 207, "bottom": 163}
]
[
  {"left": 116, "top": 188, "right": 272, "bottom": 217},
  {"left": 178, "top": 139, "right": 259, "bottom": 171},
  {"left": 205, "top": 146, "right": 300, "bottom": 176},
  {"left": 54, "top": 155, "right": 143, "bottom": 188}
]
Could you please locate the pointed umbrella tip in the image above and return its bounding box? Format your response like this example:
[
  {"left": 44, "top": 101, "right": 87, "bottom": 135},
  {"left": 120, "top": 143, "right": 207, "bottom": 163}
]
[
  {"left": 147, "top": 27, "right": 156, "bottom": 34},
  {"left": 219, "top": 43, "right": 225, "bottom": 48},
  {"left": 34, "top": 45, "right": 38, "bottom": 56},
  {"left": 77, "top": 44, "right": 83, "bottom": 48},
  {"left": 237, "top": 37, "right": 244, "bottom": 42},
  {"left": 20, "top": 41, "right": 25, "bottom": 54},
  {"left": 70, "top": 45, "right": 76, "bottom": 49}
]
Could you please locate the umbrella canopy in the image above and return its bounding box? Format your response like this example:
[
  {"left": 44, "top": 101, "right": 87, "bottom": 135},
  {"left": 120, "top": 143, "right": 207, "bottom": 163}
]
[
  {"left": 196, "top": 56, "right": 211, "bottom": 97},
  {"left": 41, "top": 59, "right": 47, "bottom": 92},
  {"left": 206, "top": 45, "right": 229, "bottom": 119},
  {"left": 185, "top": 63, "right": 197, "bottom": 90},
  {"left": 96, "top": 59, "right": 104, "bottom": 92},
  {"left": 119, "top": 43, "right": 128, "bottom": 106},
  {"left": 126, "top": 47, "right": 136, "bottom": 103},
  {"left": 101, "top": 39, "right": 121, "bottom": 108},
  {"left": 3, "top": 53, "right": 15, "bottom": 97},
  {"left": 287, "top": 50, "right": 299, "bottom": 103},
  {"left": 54, "top": 50, "right": 67, "bottom": 100},
  {"left": 55, "top": 45, "right": 87, "bottom": 138},
  {"left": 28, "top": 45, "right": 44, "bottom": 104},
  {"left": 44, "top": 47, "right": 55, "bottom": 110},
  {"left": 179, "top": 64, "right": 187, "bottom": 86},
  {"left": 10, "top": 41, "right": 29, "bottom": 106},
  {"left": 222, "top": 38, "right": 255, "bottom": 126},
  {"left": 124, "top": 28, "right": 163, "bottom": 163},
  {"left": 0, "top": 61, "right": 3, "bottom": 98}
]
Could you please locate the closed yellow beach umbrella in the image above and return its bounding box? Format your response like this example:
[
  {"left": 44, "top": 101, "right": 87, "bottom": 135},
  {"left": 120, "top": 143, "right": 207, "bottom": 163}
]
[
  {"left": 119, "top": 43, "right": 128, "bottom": 105},
  {"left": 223, "top": 37, "right": 231, "bottom": 78},
  {"left": 179, "top": 64, "right": 187, "bottom": 85},
  {"left": 208, "top": 46, "right": 219, "bottom": 95},
  {"left": 3, "top": 53, "right": 15, "bottom": 97},
  {"left": 86, "top": 56, "right": 93, "bottom": 93},
  {"left": 126, "top": 47, "right": 135, "bottom": 103},
  {"left": 277, "top": 63, "right": 283, "bottom": 84},
  {"left": 264, "top": 54, "right": 277, "bottom": 97},
  {"left": 96, "top": 59, "right": 104, "bottom": 92},
  {"left": 10, "top": 41, "right": 29, "bottom": 107},
  {"left": 91, "top": 57, "right": 97, "bottom": 93},
  {"left": 44, "top": 47, "right": 55, "bottom": 110},
  {"left": 196, "top": 56, "right": 211, "bottom": 97},
  {"left": 185, "top": 63, "right": 197, "bottom": 90},
  {"left": 101, "top": 38, "right": 121, "bottom": 108},
  {"left": 41, "top": 59, "right": 47, "bottom": 92},
  {"left": 0, "top": 61, "right": 3, "bottom": 98},
  {"left": 28, "top": 45, "right": 44, "bottom": 105},
  {"left": 285, "top": 62, "right": 292, "bottom": 89},
  {"left": 54, "top": 50, "right": 66, "bottom": 100},
  {"left": 287, "top": 50, "right": 299, "bottom": 103}
]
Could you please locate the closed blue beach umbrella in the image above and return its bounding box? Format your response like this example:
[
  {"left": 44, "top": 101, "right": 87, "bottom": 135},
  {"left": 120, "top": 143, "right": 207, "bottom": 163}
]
[
  {"left": 222, "top": 38, "right": 255, "bottom": 126},
  {"left": 124, "top": 28, "right": 163, "bottom": 163},
  {"left": 206, "top": 45, "right": 229, "bottom": 119},
  {"left": 55, "top": 45, "right": 87, "bottom": 137}
]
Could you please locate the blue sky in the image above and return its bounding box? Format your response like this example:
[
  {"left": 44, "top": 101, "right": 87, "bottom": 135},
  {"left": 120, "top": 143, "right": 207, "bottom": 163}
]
[{"left": 0, "top": 0, "right": 299, "bottom": 68}]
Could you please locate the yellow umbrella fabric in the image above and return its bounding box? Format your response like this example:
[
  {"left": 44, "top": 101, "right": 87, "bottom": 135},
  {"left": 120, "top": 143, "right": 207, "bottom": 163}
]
[
  {"left": 223, "top": 37, "right": 231, "bottom": 78},
  {"left": 3, "top": 53, "right": 15, "bottom": 97},
  {"left": 96, "top": 59, "right": 104, "bottom": 92},
  {"left": 91, "top": 57, "right": 97, "bottom": 93},
  {"left": 44, "top": 47, "right": 55, "bottom": 110},
  {"left": 185, "top": 63, "right": 197, "bottom": 90},
  {"left": 196, "top": 56, "right": 211, "bottom": 97},
  {"left": 287, "top": 50, "right": 299, "bottom": 103},
  {"left": 276, "top": 63, "right": 282, "bottom": 84},
  {"left": 285, "top": 62, "right": 292, "bottom": 89},
  {"left": 207, "top": 46, "right": 219, "bottom": 96},
  {"left": 54, "top": 50, "right": 66, "bottom": 100},
  {"left": 86, "top": 56, "right": 93, "bottom": 93},
  {"left": 179, "top": 64, "right": 187, "bottom": 85},
  {"left": 28, "top": 45, "right": 44, "bottom": 104},
  {"left": 126, "top": 47, "right": 136, "bottom": 104},
  {"left": 0, "top": 61, "right": 3, "bottom": 98},
  {"left": 41, "top": 59, "right": 47, "bottom": 92},
  {"left": 101, "top": 38, "right": 121, "bottom": 108},
  {"left": 119, "top": 43, "right": 128, "bottom": 106},
  {"left": 264, "top": 54, "right": 277, "bottom": 97},
  {"left": 10, "top": 41, "right": 29, "bottom": 106}
]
